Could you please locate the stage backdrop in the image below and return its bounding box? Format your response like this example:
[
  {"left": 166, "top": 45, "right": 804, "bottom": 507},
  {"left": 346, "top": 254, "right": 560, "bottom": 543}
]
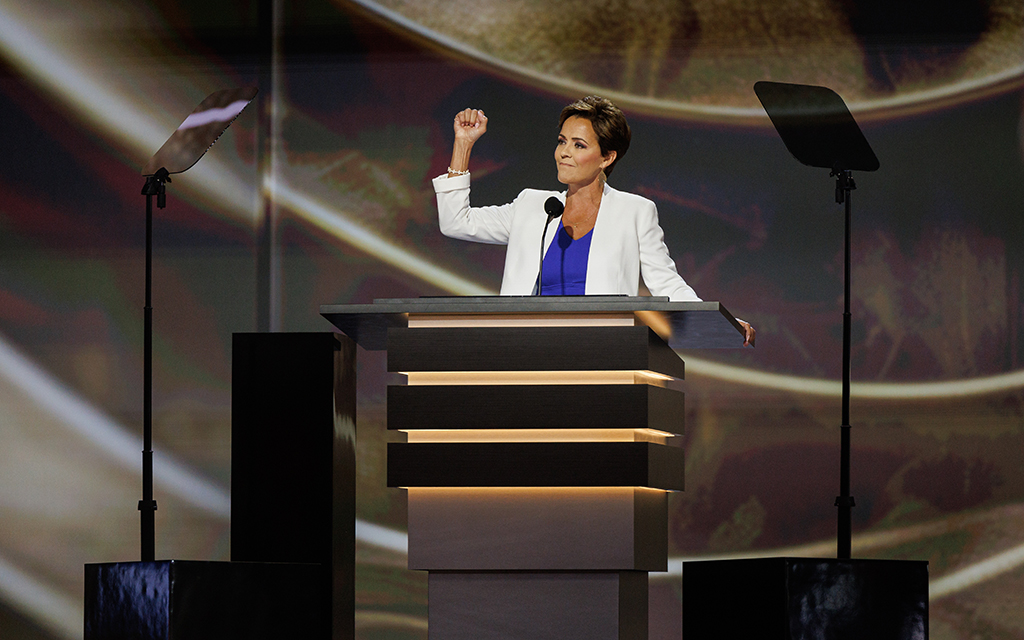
[{"left": 0, "top": 1, "right": 1023, "bottom": 638}]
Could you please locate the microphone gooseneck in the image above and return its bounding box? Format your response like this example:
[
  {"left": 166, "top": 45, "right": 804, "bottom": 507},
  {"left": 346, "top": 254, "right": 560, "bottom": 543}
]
[{"left": 536, "top": 197, "right": 565, "bottom": 295}]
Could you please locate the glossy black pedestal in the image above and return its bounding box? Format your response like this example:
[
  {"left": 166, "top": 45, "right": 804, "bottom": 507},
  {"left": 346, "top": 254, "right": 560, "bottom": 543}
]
[
  {"left": 84, "top": 560, "right": 327, "bottom": 640},
  {"left": 683, "top": 558, "right": 928, "bottom": 640},
  {"left": 231, "top": 332, "right": 356, "bottom": 639}
]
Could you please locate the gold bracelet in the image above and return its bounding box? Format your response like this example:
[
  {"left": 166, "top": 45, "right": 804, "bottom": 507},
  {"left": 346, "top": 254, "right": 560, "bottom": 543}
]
[{"left": 447, "top": 166, "right": 470, "bottom": 176}]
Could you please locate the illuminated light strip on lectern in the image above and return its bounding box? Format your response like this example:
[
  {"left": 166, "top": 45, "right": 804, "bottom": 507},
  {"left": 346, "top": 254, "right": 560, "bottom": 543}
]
[
  {"left": 408, "top": 310, "right": 674, "bottom": 340},
  {"left": 404, "top": 369, "right": 680, "bottom": 387},
  {"left": 403, "top": 428, "right": 675, "bottom": 443},
  {"left": 400, "top": 486, "right": 669, "bottom": 495},
  {"left": 408, "top": 312, "right": 636, "bottom": 328}
]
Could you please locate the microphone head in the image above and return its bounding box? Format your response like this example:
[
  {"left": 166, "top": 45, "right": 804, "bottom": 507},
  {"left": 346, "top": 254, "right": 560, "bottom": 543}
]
[{"left": 544, "top": 196, "right": 564, "bottom": 219}]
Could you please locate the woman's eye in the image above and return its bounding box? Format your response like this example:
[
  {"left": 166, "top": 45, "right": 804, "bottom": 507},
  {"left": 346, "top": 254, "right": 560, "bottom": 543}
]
[{"left": 575, "top": 143, "right": 585, "bottom": 149}]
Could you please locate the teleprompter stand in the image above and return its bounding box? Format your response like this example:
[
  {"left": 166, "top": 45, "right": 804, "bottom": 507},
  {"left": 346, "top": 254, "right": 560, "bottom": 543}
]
[
  {"left": 137, "top": 86, "right": 259, "bottom": 564},
  {"left": 85, "top": 89, "right": 342, "bottom": 640},
  {"left": 755, "top": 80, "right": 879, "bottom": 559},
  {"left": 682, "top": 82, "right": 927, "bottom": 640}
]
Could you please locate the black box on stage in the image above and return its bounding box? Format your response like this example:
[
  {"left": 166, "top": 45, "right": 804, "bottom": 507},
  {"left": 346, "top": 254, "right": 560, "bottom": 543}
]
[
  {"left": 683, "top": 557, "right": 928, "bottom": 640},
  {"left": 84, "top": 333, "right": 354, "bottom": 639},
  {"left": 84, "top": 560, "right": 326, "bottom": 640},
  {"left": 231, "top": 332, "right": 356, "bottom": 639}
]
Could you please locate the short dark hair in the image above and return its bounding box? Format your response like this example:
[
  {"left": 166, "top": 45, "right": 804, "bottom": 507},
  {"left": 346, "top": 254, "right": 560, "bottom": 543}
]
[{"left": 559, "top": 96, "right": 631, "bottom": 177}]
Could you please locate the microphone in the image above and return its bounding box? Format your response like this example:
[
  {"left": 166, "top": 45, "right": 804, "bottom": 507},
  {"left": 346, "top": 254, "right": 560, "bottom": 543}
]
[
  {"left": 536, "top": 197, "right": 564, "bottom": 295},
  {"left": 544, "top": 196, "right": 564, "bottom": 220}
]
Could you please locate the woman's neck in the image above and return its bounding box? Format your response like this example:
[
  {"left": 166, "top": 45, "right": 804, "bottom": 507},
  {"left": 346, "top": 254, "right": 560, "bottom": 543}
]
[
  {"left": 562, "top": 176, "right": 604, "bottom": 239},
  {"left": 565, "top": 175, "right": 604, "bottom": 206}
]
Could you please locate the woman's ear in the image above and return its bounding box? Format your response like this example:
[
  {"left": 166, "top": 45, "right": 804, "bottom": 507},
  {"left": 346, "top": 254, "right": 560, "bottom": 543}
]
[{"left": 600, "top": 150, "right": 617, "bottom": 170}]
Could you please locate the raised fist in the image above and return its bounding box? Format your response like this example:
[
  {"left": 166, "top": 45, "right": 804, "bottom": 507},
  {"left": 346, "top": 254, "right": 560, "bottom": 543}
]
[{"left": 453, "top": 108, "right": 488, "bottom": 144}]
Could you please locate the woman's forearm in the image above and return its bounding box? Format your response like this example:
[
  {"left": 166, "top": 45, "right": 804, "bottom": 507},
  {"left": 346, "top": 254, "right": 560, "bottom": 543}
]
[{"left": 448, "top": 139, "right": 474, "bottom": 177}]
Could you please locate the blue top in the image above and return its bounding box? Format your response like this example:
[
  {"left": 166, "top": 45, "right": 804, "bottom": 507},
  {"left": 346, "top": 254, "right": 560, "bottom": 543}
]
[{"left": 540, "top": 221, "right": 593, "bottom": 295}]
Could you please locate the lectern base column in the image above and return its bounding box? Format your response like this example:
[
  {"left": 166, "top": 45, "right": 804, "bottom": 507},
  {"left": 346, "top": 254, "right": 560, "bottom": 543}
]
[{"left": 428, "top": 571, "right": 647, "bottom": 640}]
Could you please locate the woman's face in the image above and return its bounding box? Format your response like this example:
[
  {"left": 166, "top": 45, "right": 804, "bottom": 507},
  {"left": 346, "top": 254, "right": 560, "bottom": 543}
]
[{"left": 555, "top": 116, "right": 615, "bottom": 186}]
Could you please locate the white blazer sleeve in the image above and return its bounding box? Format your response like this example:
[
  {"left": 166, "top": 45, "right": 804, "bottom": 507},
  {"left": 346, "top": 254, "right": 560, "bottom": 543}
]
[
  {"left": 433, "top": 173, "right": 514, "bottom": 245},
  {"left": 635, "top": 199, "right": 702, "bottom": 302}
]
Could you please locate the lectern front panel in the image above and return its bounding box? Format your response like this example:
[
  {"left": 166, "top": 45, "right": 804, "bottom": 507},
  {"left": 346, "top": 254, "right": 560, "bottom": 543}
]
[
  {"left": 388, "top": 441, "right": 684, "bottom": 490},
  {"left": 388, "top": 384, "right": 684, "bottom": 432},
  {"left": 387, "top": 325, "right": 686, "bottom": 379}
]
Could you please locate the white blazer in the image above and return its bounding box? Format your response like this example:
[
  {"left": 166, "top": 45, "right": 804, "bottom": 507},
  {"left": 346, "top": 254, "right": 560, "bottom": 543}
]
[{"left": 433, "top": 173, "right": 701, "bottom": 301}]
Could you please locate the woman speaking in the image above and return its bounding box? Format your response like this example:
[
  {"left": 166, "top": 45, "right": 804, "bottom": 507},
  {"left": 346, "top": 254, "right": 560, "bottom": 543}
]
[{"left": 433, "top": 95, "right": 754, "bottom": 346}]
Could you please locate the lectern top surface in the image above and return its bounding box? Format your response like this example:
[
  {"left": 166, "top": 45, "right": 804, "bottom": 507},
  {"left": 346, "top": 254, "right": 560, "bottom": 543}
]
[{"left": 320, "top": 296, "right": 746, "bottom": 351}]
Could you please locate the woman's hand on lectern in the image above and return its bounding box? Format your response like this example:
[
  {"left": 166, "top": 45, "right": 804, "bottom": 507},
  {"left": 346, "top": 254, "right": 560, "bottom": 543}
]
[{"left": 739, "top": 320, "right": 755, "bottom": 347}]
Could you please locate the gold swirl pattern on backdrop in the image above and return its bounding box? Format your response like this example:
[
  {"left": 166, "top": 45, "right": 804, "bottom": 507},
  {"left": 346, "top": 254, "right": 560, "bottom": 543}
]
[{"left": 341, "top": 0, "right": 1024, "bottom": 122}]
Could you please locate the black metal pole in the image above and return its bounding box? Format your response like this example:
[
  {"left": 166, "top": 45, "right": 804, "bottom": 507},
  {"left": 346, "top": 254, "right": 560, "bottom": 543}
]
[
  {"left": 834, "top": 168, "right": 856, "bottom": 559},
  {"left": 140, "top": 169, "right": 169, "bottom": 562},
  {"left": 255, "top": 0, "right": 276, "bottom": 332}
]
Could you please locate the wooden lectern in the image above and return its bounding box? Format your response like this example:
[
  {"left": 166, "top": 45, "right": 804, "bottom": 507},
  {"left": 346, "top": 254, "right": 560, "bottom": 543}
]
[{"left": 322, "top": 296, "right": 744, "bottom": 640}]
